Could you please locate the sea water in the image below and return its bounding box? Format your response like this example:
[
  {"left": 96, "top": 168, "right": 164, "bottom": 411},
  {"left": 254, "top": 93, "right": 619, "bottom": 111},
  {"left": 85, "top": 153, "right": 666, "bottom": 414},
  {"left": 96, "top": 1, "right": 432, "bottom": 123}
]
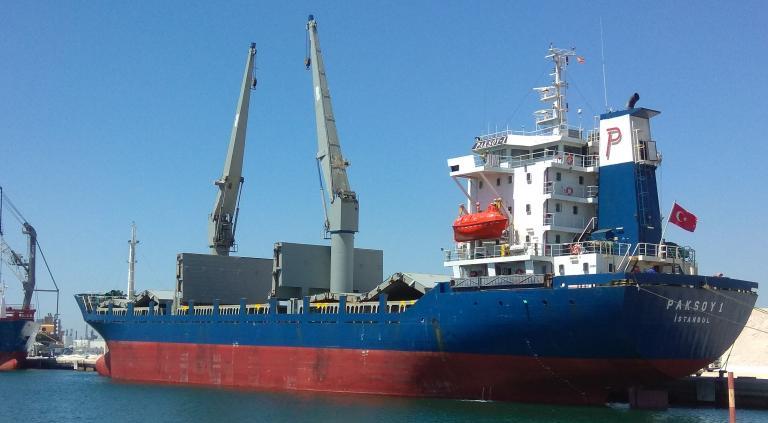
[{"left": 1, "top": 370, "right": 766, "bottom": 423}]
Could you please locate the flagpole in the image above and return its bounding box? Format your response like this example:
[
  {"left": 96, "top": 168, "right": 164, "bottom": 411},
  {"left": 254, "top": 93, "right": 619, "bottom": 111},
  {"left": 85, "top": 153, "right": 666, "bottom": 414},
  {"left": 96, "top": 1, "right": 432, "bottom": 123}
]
[{"left": 659, "top": 200, "right": 675, "bottom": 243}]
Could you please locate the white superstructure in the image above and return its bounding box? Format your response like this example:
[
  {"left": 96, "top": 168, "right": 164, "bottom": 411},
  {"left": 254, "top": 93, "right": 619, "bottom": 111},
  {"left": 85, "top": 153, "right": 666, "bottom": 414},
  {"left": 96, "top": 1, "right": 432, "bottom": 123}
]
[{"left": 444, "top": 46, "right": 697, "bottom": 280}]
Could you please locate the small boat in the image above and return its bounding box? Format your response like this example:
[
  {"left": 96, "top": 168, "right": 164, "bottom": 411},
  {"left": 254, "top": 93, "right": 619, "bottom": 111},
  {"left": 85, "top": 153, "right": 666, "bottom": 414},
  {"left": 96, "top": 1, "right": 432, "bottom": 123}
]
[{"left": 452, "top": 200, "right": 508, "bottom": 242}]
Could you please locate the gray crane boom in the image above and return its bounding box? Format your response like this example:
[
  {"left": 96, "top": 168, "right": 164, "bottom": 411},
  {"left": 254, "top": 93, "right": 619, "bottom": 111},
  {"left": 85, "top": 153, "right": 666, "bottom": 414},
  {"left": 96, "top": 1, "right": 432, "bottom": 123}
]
[
  {"left": 208, "top": 43, "right": 257, "bottom": 256},
  {"left": 306, "top": 15, "right": 359, "bottom": 293},
  {"left": 21, "top": 222, "right": 36, "bottom": 310}
]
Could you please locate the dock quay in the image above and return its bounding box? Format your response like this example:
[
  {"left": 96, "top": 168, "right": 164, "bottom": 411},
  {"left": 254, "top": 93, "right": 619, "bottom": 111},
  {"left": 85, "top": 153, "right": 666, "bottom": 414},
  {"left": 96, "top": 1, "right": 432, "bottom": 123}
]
[
  {"left": 667, "top": 374, "right": 768, "bottom": 409},
  {"left": 24, "top": 355, "right": 98, "bottom": 371}
]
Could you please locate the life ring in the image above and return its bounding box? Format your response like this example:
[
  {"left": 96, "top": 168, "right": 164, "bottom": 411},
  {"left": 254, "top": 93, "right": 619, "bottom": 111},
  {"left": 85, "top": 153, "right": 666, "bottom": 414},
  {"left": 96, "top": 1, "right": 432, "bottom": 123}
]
[
  {"left": 566, "top": 154, "right": 574, "bottom": 165},
  {"left": 569, "top": 243, "right": 581, "bottom": 255},
  {"left": 565, "top": 186, "right": 574, "bottom": 195}
]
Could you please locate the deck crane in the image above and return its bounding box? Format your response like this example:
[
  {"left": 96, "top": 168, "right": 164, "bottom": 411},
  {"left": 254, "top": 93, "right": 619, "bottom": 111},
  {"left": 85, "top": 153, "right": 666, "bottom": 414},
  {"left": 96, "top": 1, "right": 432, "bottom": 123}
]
[
  {"left": 208, "top": 43, "right": 258, "bottom": 256},
  {"left": 0, "top": 188, "right": 36, "bottom": 310},
  {"left": 0, "top": 187, "right": 60, "bottom": 336},
  {"left": 0, "top": 224, "right": 36, "bottom": 310},
  {"left": 306, "top": 15, "right": 359, "bottom": 293}
]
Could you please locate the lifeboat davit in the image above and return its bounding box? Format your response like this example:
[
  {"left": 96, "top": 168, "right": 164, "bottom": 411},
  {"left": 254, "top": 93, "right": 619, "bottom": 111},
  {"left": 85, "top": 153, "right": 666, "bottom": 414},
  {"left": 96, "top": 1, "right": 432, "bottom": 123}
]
[{"left": 452, "top": 201, "right": 508, "bottom": 242}]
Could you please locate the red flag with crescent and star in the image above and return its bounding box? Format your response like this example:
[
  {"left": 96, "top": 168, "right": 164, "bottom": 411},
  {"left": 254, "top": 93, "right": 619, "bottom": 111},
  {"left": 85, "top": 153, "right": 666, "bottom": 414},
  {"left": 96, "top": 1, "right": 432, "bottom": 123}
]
[{"left": 669, "top": 202, "right": 697, "bottom": 232}]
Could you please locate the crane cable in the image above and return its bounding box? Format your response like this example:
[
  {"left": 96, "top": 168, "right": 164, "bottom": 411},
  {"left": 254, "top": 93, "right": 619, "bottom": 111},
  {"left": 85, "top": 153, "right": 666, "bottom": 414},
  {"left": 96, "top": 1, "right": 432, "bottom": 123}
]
[
  {"left": 35, "top": 239, "right": 60, "bottom": 315},
  {"left": 502, "top": 64, "right": 551, "bottom": 131},
  {"left": 0, "top": 187, "right": 27, "bottom": 227}
]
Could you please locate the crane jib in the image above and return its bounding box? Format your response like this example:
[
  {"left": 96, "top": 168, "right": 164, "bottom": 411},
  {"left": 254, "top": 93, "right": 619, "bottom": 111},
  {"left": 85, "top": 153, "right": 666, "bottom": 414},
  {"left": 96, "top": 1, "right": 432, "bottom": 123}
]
[
  {"left": 307, "top": 15, "right": 359, "bottom": 294},
  {"left": 207, "top": 43, "right": 257, "bottom": 256}
]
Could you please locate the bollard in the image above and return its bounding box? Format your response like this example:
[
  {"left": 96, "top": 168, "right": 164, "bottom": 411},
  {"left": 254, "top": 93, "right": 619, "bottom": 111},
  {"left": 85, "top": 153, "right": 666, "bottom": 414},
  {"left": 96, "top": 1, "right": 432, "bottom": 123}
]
[{"left": 727, "top": 371, "right": 736, "bottom": 423}]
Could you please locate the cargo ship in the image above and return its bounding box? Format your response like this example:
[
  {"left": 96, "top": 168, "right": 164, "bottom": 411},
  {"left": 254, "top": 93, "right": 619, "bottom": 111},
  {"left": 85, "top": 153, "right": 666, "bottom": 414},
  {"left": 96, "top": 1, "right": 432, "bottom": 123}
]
[
  {"left": 76, "top": 19, "right": 758, "bottom": 405},
  {"left": 0, "top": 295, "right": 36, "bottom": 371}
]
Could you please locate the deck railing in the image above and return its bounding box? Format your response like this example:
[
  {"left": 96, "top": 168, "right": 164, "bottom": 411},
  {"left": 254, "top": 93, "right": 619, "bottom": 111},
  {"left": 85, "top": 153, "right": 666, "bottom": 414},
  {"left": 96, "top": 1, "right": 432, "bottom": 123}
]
[
  {"left": 443, "top": 241, "right": 692, "bottom": 263},
  {"left": 89, "top": 299, "right": 420, "bottom": 318},
  {"left": 475, "top": 149, "right": 599, "bottom": 172},
  {"left": 635, "top": 242, "right": 696, "bottom": 263},
  {"left": 452, "top": 274, "right": 548, "bottom": 289},
  {"left": 1, "top": 306, "right": 35, "bottom": 320},
  {"left": 543, "top": 213, "right": 589, "bottom": 229},
  {"left": 543, "top": 182, "right": 599, "bottom": 199},
  {"left": 477, "top": 124, "right": 585, "bottom": 139},
  {"left": 443, "top": 243, "right": 542, "bottom": 261}
]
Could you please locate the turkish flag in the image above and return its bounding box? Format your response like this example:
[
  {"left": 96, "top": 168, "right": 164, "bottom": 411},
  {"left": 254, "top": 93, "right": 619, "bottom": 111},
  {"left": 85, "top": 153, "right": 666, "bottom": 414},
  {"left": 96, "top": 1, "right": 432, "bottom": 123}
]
[{"left": 669, "top": 203, "right": 697, "bottom": 232}]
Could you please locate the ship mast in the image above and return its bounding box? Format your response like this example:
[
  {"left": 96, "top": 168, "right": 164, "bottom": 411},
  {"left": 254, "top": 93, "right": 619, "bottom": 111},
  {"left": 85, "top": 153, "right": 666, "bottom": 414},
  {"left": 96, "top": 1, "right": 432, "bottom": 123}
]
[
  {"left": 306, "top": 15, "right": 359, "bottom": 293},
  {"left": 127, "top": 222, "right": 138, "bottom": 301},
  {"left": 533, "top": 46, "right": 577, "bottom": 134},
  {"left": 208, "top": 43, "right": 258, "bottom": 256},
  {"left": 0, "top": 282, "right": 6, "bottom": 318}
]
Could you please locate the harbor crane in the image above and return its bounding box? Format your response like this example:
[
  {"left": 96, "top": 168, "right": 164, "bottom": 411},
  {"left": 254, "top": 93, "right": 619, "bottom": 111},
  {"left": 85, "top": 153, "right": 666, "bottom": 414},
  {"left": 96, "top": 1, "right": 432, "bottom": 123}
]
[
  {"left": 306, "top": 15, "right": 359, "bottom": 293},
  {"left": 0, "top": 224, "right": 36, "bottom": 310},
  {"left": 0, "top": 187, "right": 37, "bottom": 310},
  {"left": 0, "top": 187, "right": 60, "bottom": 336},
  {"left": 208, "top": 43, "right": 258, "bottom": 255}
]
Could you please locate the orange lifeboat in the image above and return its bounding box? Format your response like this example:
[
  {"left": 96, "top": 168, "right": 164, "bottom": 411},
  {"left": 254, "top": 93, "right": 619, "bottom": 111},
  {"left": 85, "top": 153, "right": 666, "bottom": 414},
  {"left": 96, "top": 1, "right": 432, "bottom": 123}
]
[{"left": 452, "top": 200, "right": 509, "bottom": 242}]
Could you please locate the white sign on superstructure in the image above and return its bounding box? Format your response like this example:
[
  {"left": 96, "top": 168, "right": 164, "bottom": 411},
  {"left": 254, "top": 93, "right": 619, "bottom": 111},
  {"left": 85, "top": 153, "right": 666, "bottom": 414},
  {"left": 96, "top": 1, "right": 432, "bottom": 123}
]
[
  {"left": 599, "top": 110, "right": 657, "bottom": 167},
  {"left": 472, "top": 135, "right": 508, "bottom": 151},
  {"left": 599, "top": 114, "right": 634, "bottom": 166}
]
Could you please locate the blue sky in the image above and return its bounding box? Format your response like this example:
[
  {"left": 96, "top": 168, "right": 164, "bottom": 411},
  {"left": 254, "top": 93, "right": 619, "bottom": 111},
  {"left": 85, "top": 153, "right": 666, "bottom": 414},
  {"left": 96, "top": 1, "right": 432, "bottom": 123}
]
[{"left": 1, "top": 1, "right": 766, "bottom": 330}]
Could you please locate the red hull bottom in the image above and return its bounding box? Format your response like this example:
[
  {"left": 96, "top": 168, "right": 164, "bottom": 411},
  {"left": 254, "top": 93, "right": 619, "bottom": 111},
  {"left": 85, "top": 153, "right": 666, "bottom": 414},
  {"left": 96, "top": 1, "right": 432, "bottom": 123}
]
[
  {"left": 0, "top": 352, "right": 26, "bottom": 371},
  {"left": 102, "top": 341, "right": 707, "bottom": 405}
]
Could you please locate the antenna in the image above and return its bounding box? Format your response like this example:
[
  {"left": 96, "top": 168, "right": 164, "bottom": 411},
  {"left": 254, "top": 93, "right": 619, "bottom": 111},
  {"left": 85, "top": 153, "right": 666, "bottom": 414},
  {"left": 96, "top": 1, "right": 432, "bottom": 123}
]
[{"left": 600, "top": 17, "right": 609, "bottom": 111}]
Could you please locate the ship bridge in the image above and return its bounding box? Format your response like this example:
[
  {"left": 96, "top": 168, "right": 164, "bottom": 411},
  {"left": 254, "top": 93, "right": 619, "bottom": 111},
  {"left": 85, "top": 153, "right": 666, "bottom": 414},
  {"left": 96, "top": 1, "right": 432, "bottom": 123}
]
[{"left": 443, "top": 45, "right": 687, "bottom": 281}]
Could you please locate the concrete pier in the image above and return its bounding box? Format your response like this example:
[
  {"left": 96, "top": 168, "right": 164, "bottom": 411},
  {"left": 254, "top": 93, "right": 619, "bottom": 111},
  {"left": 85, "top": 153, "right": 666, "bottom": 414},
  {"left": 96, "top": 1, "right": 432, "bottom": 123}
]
[
  {"left": 24, "top": 355, "right": 98, "bottom": 371},
  {"left": 668, "top": 375, "right": 768, "bottom": 409}
]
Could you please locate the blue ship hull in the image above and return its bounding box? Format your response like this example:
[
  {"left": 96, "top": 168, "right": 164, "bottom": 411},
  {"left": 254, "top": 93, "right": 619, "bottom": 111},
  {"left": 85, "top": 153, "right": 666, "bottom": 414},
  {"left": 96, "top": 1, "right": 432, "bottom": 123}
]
[
  {"left": 78, "top": 273, "right": 757, "bottom": 403},
  {"left": 0, "top": 317, "right": 36, "bottom": 370}
]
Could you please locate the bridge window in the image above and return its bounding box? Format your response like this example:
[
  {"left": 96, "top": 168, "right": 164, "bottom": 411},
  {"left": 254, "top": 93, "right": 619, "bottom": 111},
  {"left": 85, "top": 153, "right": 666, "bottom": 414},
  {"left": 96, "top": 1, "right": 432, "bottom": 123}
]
[
  {"left": 579, "top": 176, "right": 584, "bottom": 185},
  {"left": 558, "top": 264, "right": 565, "bottom": 276},
  {"left": 496, "top": 177, "right": 501, "bottom": 186},
  {"left": 526, "top": 204, "right": 531, "bottom": 215},
  {"left": 555, "top": 203, "right": 562, "bottom": 212},
  {"left": 556, "top": 172, "right": 562, "bottom": 181},
  {"left": 508, "top": 176, "right": 513, "bottom": 184},
  {"left": 572, "top": 206, "right": 578, "bottom": 215},
  {"left": 526, "top": 173, "right": 532, "bottom": 184}
]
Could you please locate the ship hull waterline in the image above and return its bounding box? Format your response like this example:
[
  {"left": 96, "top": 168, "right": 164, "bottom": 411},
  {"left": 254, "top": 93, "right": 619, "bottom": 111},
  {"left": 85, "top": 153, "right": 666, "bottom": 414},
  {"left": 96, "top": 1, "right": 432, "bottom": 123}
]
[{"left": 97, "top": 341, "right": 710, "bottom": 404}]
